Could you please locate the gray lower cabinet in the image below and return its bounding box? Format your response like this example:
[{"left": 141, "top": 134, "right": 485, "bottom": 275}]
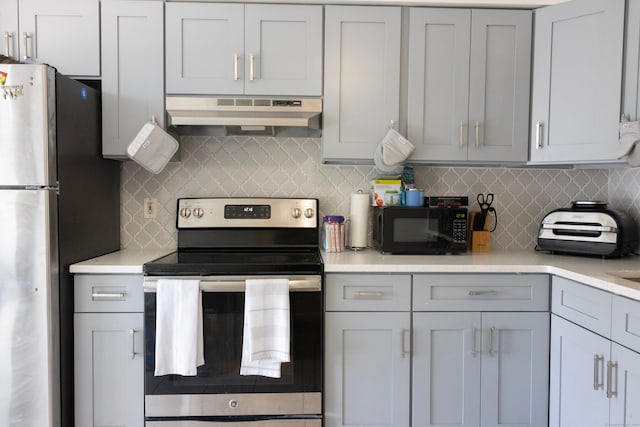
[
  {"left": 550, "top": 277, "right": 640, "bottom": 427},
  {"left": 529, "top": 0, "right": 625, "bottom": 164},
  {"left": 74, "top": 274, "right": 144, "bottom": 427},
  {"left": 325, "top": 273, "right": 550, "bottom": 427},
  {"left": 322, "top": 6, "right": 401, "bottom": 162},
  {"left": 101, "top": 0, "right": 164, "bottom": 158},
  {"left": 407, "top": 8, "right": 531, "bottom": 164},
  {"left": 325, "top": 274, "right": 411, "bottom": 427},
  {"left": 412, "top": 274, "right": 550, "bottom": 427}
]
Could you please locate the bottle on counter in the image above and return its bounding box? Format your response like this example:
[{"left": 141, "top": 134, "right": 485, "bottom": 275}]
[{"left": 323, "top": 215, "right": 345, "bottom": 252}]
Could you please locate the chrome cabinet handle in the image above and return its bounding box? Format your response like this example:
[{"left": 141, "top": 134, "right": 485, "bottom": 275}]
[
  {"left": 475, "top": 121, "right": 481, "bottom": 148},
  {"left": 353, "top": 291, "right": 385, "bottom": 298},
  {"left": 459, "top": 120, "right": 466, "bottom": 148},
  {"left": 249, "top": 53, "right": 255, "bottom": 81},
  {"left": 401, "top": 328, "right": 409, "bottom": 358},
  {"left": 233, "top": 53, "right": 239, "bottom": 81},
  {"left": 594, "top": 355, "right": 604, "bottom": 390},
  {"left": 22, "top": 32, "right": 30, "bottom": 60},
  {"left": 471, "top": 327, "right": 479, "bottom": 357},
  {"left": 535, "top": 121, "right": 544, "bottom": 149},
  {"left": 4, "top": 32, "right": 12, "bottom": 57},
  {"left": 92, "top": 292, "right": 126, "bottom": 299},
  {"left": 468, "top": 290, "right": 498, "bottom": 296},
  {"left": 129, "top": 329, "right": 139, "bottom": 359},
  {"left": 606, "top": 361, "right": 618, "bottom": 398},
  {"left": 488, "top": 327, "right": 497, "bottom": 356}
]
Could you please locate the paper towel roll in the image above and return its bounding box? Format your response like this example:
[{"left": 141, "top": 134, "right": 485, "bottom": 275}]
[{"left": 349, "top": 193, "right": 369, "bottom": 249}]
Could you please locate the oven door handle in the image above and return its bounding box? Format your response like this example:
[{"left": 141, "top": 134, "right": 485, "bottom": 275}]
[{"left": 143, "top": 275, "right": 322, "bottom": 292}]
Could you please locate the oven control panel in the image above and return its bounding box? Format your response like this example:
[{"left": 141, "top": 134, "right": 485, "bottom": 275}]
[{"left": 177, "top": 197, "right": 318, "bottom": 228}]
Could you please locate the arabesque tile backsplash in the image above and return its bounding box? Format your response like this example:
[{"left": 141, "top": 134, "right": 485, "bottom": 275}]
[{"left": 121, "top": 135, "right": 640, "bottom": 252}]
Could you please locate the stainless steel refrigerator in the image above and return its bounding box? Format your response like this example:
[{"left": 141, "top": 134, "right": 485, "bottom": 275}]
[{"left": 0, "top": 63, "right": 120, "bottom": 426}]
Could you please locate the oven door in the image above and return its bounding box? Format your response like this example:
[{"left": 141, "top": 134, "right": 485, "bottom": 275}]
[{"left": 143, "top": 275, "right": 322, "bottom": 425}]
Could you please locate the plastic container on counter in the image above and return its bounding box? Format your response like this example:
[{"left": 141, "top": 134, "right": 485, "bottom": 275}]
[{"left": 323, "top": 215, "right": 345, "bottom": 252}]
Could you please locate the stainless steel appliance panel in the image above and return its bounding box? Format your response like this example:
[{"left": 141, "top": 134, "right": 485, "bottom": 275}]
[
  {"left": 0, "top": 189, "right": 58, "bottom": 427},
  {"left": 0, "top": 64, "right": 56, "bottom": 186},
  {"left": 146, "top": 419, "right": 322, "bottom": 427}
]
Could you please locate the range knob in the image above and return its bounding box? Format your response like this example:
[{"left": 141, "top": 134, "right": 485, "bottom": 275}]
[
  {"left": 304, "top": 208, "right": 315, "bottom": 219},
  {"left": 228, "top": 399, "right": 238, "bottom": 409},
  {"left": 291, "top": 208, "right": 301, "bottom": 219},
  {"left": 193, "top": 208, "right": 204, "bottom": 218},
  {"left": 180, "top": 208, "right": 192, "bottom": 218}
]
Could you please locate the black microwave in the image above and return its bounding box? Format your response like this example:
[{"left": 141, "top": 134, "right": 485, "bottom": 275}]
[{"left": 373, "top": 206, "right": 468, "bottom": 254}]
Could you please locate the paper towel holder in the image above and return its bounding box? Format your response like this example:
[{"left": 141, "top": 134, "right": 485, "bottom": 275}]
[{"left": 348, "top": 190, "right": 369, "bottom": 251}]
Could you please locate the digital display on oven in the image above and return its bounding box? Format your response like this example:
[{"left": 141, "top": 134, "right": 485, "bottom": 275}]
[{"left": 224, "top": 204, "right": 271, "bottom": 219}]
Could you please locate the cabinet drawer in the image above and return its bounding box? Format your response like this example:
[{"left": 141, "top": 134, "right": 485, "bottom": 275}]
[
  {"left": 74, "top": 274, "right": 143, "bottom": 313},
  {"left": 551, "top": 276, "right": 612, "bottom": 338},
  {"left": 612, "top": 295, "right": 640, "bottom": 353},
  {"left": 413, "top": 274, "right": 549, "bottom": 311},
  {"left": 325, "top": 274, "right": 411, "bottom": 311}
]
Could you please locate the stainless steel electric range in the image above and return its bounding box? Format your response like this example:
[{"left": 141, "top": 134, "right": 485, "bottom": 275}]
[{"left": 142, "top": 197, "right": 323, "bottom": 427}]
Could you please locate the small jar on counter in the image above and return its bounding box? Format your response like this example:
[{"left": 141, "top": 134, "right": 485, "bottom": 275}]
[{"left": 323, "top": 215, "right": 345, "bottom": 252}]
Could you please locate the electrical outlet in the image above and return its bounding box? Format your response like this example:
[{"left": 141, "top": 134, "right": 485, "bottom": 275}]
[{"left": 144, "top": 198, "right": 157, "bottom": 219}]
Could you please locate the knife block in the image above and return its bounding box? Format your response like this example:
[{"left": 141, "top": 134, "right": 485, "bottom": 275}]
[{"left": 469, "top": 212, "right": 491, "bottom": 253}]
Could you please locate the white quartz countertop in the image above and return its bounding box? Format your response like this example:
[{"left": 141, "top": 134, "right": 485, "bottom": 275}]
[
  {"left": 69, "top": 249, "right": 173, "bottom": 274},
  {"left": 70, "top": 248, "right": 640, "bottom": 301},
  {"left": 322, "top": 249, "right": 640, "bottom": 301}
]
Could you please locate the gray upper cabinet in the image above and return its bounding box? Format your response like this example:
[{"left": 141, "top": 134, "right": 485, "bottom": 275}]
[
  {"left": 530, "top": 0, "right": 625, "bottom": 164},
  {"left": 15, "top": 0, "right": 100, "bottom": 76},
  {"left": 165, "top": 3, "right": 322, "bottom": 96},
  {"left": 624, "top": 0, "right": 640, "bottom": 122},
  {"left": 407, "top": 8, "right": 531, "bottom": 164},
  {"left": 0, "top": 0, "right": 19, "bottom": 60},
  {"left": 101, "top": 0, "right": 164, "bottom": 159},
  {"left": 323, "top": 6, "right": 401, "bottom": 162}
]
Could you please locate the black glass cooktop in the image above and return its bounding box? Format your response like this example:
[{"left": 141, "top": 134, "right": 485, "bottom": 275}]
[{"left": 143, "top": 249, "right": 323, "bottom": 276}]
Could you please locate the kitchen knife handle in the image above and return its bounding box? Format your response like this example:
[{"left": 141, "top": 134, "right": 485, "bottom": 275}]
[
  {"left": 233, "top": 53, "right": 239, "bottom": 81},
  {"left": 594, "top": 355, "right": 604, "bottom": 390},
  {"left": 535, "top": 121, "right": 544, "bottom": 149},
  {"left": 249, "top": 53, "right": 255, "bottom": 81},
  {"left": 129, "top": 329, "right": 139, "bottom": 359},
  {"left": 475, "top": 121, "right": 481, "bottom": 148},
  {"left": 459, "top": 120, "right": 466, "bottom": 148},
  {"left": 606, "top": 361, "right": 618, "bottom": 398},
  {"left": 4, "top": 32, "right": 11, "bottom": 57},
  {"left": 22, "top": 32, "right": 30, "bottom": 60}
]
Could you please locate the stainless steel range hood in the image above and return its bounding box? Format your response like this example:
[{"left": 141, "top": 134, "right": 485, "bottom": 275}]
[{"left": 166, "top": 96, "right": 322, "bottom": 128}]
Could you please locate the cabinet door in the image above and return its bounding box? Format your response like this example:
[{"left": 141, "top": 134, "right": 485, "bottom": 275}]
[
  {"left": 549, "top": 315, "right": 611, "bottom": 427},
  {"left": 18, "top": 0, "right": 100, "bottom": 76},
  {"left": 623, "top": 0, "right": 640, "bottom": 121},
  {"left": 407, "top": 8, "right": 471, "bottom": 162},
  {"left": 530, "top": 0, "right": 625, "bottom": 163},
  {"left": 412, "top": 312, "right": 481, "bottom": 427},
  {"left": 481, "top": 312, "right": 549, "bottom": 427},
  {"left": 468, "top": 10, "right": 531, "bottom": 163},
  {"left": 166, "top": 2, "right": 244, "bottom": 95},
  {"left": 610, "top": 343, "right": 640, "bottom": 427},
  {"left": 0, "top": 0, "right": 19, "bottom": 60},
  {"left": 74, "top": 313, "right": 144, "bottom": 427},
  {"left": 101, "top": 0, "right": 164, "bottom": 159},
  {"left": 323, "top": 6, "right": 401, "bottom": 161},
  {"left": 325, "top": 312, "right": 410, "bottom": 427},
  {"left": 244, "top": 4, "right": 322, "bottom": 96}
]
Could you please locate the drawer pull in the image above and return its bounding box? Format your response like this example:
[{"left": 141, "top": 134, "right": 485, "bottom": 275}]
[
  {"left": 92, "top": 292, "right": 126, "bottom": 299},
  {"left": 353, "top": 291, "right": 385, "bottom": 298},
  {"left": 468, "top": 290, "right": 498, "bottom": 296},
  {"left": 594, "top": 355, "right": 604, "bottom": 390},
  {"left": 129, "top": 329, "right": 139, "bottom": 359},
  {"left": 606, "top": 361, "right": 618, "bottom": 398}
]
